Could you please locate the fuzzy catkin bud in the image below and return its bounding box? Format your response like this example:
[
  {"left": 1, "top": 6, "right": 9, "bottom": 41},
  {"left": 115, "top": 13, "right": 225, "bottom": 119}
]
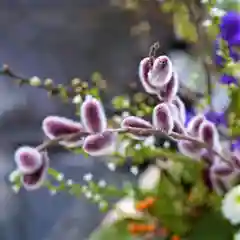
[{"left": 29, "top": 76, "right": 41, "bottom": 87}]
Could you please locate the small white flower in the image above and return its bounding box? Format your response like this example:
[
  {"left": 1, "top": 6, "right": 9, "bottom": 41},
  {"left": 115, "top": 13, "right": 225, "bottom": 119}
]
[
  {"left": 112, "top": 115, "right": 122, "bottom": 124},
  {"left": 122, "top": 111, "right": 130, "bottom": 118},
  {"left": 12, "top": 185, "right": 20, "bottom": 193},
  {"left": 83, "top": 173, "right": 93, "bottom": 182},
  {"left": 93, "top": 194, "right": 101, "bottom": 202},
  {"left": 85, "top": 191, "right": 93, "bottom": 199},
  {"left": 115, "top": 197, "right": 143, "bottom": 219},
  {"left": 130, "top": 166, "right": 139, "bottom": 176},
  {"left": 117, "top": 139, "right": 130, "bottom": 156},
  {"left": 56, "top": 173, "right": 64, "bottom": 181},
  {"left": 143, "top": 136, "right": 155, "bottom": 147},
  {"left": 134, "top": 144, "right": 142, "bottom": 150},
  {"left": 163, "top": 141, "right": 170, "bottom": 149},
  {"left": 138, "top": 165, "right": 161, "bottom": 191},
  {"left": 29, "top": 76, "right": 41, "bottom": 86},
  {"left": 122, "top": 99, "right": 130, "bottom": 108},
  {"left": 66, "top": 179, "right": 73, "bottom": 186},
  {"left": 50, "top": 189, "right": 57, "bottom": 195},
  {"left": 202, "top": 19, "right": 212, "bottom": 27},
  {"left": 222, "top": 185, "right": 240, "bottom": 225},
  {"left": 107, "top": 162, "right": 116, "bottom": 171},
  {"left": 72, "top": 95, "right": 82, "bottom": 104},
  {"left": 98, "top": 180, "right": 107, "bottom": 188},
  {"left": 44, "top": 78, "right": 53, "bottom": 85},
  {"left": 216, "top": 50, "right": 223, "bottom": 56},
  {"left": 8, "top": 169, "right": 21, "bottom": 183},
  {"left": 99, "top": 201, "right": 108, "bottom": 210},
  {"left": 81, "top": 185, "right": 88, "bottom": 193},
  {"left": 234, "top": 230, "right": 240, "bottom": 240},
  {"left": 210, "top": 7, "right": 225, "bottom": 17}
]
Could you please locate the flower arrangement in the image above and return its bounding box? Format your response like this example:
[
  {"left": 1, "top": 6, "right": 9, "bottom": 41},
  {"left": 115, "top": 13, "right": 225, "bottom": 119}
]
[{"left": 4, "top": 0, "right": 240, "bottom": 239}]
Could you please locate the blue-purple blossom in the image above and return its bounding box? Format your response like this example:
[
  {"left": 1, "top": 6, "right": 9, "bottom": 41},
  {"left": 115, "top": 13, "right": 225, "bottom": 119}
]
[
  {"left": 214, "top": 11, "right": 240, "bottom": 84},
  {"left": 204, "top": 110, "right": 226, "bottom": 126}
]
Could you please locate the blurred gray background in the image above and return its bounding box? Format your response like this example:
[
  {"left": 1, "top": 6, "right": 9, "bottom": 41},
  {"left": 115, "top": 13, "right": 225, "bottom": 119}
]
[{"left": 0, "top": 1, "right": 189, "bottom": 240}]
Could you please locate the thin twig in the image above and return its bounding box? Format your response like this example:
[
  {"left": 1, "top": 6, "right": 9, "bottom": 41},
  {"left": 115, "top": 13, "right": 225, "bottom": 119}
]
[
  {"left": 0, "top": 65, "right": 78, "bottom": 99},
  {"left": 185, "top": 1, "right": 214, "bottom": 110}
]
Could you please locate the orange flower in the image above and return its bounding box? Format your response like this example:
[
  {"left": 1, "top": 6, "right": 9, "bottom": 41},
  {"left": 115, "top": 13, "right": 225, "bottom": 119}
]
[
  {"left": 128, "top": 223, "right": 139, "bottom": 234},
  {"left": 135, "top": 197, "right": 156, "bottom": 211},
  {"left": 146, "top": 224, "right": 156, "bottom": 232},
  {"left": 145, "top": 197, "right": 156, "bottom": 206},
  {"left": 171, "top": 234, "right": 181, "bottom": 240},
  {"left": 128, "top": 222, "right": 156, "bottom": 235},
  {"left": 135, "top": 201, "right": 148, "bottom": 211}
]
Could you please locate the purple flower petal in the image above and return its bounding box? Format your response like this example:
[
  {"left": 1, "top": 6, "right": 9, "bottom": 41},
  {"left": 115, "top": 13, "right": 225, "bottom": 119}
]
[
  {"left": 172, "top": 96, "right": 186, "bottom": 124},
  {"left": 121, "top": 116, "right": 153, "bottom": 140},
  {"left": 21, "top": 151, "right": 49, "bottom": 191},
  {"left": 211, "top": 159, "right": 233, "bottom": 177},
  {"left": 83, "top": 131, "right": 117, "bottom": 156},
  {"left": 204, "top": 110, "right": 226, "bottom": 126},
  {"left": 148, "top": 56, "right": 173, "bottom": 88},
  {"left": 15, "top": 146, "right": 42, "bottom": 174},
  {"left": 159, "top": 72, "right": 179, "bottom": 102},
  {"left": 167, "top": 103, "right": 180, "bottom": 122},
  {"left": 42, "top": 116, "right": 85, "bottom": 147},
  {"left": 177, "top": 140, "right": 202, "bottom": 159},
  {"left": 139, "top": 57, "right": 159, "bottom": 94},
  {"left": 81, "top": 96, "right": 107, "bottom": 133},
  {"left": 172, "top": 120, "right": 186, "bottom": 135},
  {"left": 201, "top": 150, "right": 215, "bottom": 166},
  {"left": 199, "top": 121, "right": 220, "bottom": 150},
  {"left": 152, "top": 103, "right": 174, "bottom": 134},
  {"left": 220, "top": 11, "right": 240, "bottom": 43},
  {"left": 220, "top": 74, "right": 238, "bottom": 85},
  {"left": 187, "top": 115, "right": 205, "bottom": 137},
  {"left": 202, "top": 167, "right": 214, "bottom": 191}
]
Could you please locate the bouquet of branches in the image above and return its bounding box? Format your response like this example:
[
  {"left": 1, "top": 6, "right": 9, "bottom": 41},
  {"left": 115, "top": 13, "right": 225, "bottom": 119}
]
[{"left": 4, "top": 0, "right": 240, "bottom": 239}]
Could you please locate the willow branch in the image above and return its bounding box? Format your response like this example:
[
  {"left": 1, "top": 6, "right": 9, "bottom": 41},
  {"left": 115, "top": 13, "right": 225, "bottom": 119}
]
[
  {"left": 35, "top": 127, "right": 230, "bottom": 165},
  {"left": 0, "top": 65, "right": 80, "bottom": 99}
]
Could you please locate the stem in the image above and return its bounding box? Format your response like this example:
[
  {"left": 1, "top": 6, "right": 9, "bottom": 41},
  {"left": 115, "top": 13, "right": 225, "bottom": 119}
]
[
  {"left": 185, "top": 1, "right": 214, "bottom": 110},
  {"left": 0, "top": 65, "right": 79, "bottom": 99},
  {"left": 34, "top": 127, "right": 230, "bottom": 165}
]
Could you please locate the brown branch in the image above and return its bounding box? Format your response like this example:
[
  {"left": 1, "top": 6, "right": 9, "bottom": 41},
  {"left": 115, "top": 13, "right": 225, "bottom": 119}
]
[
  {"left": 0, "top": 65, "right": 81, "bottom": 100},
  {"left": 185, "top": 1, "right": 214, "bottom": 110},
  {"left": 34, "top": 127, "right": 230, "bottom": 165}
]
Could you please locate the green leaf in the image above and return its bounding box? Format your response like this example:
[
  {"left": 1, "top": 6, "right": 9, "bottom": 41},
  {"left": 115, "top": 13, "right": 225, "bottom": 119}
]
[
  {"left": 112, "top": 96, "right": 130, "bottom": 109},
  {"left": 89, "top": 221, "right": 134, "bottom": 240},
  {"left": 70, "top": 147, "right": 89, "bottom": 157},
  {"left": 188, "top": 211, "right": 234, "bottom": 240},
  {"left": 88, "top": 87, "right": 100, "bottom": 99},
  {"left": 161, "top": 0, "right": 177, "bottom": 12},
  {"left": 148, "top": 172, "right": 191, "bottom": 235},
  {"left": 173, "top": 4, "right": 198, "bottom": 42}
]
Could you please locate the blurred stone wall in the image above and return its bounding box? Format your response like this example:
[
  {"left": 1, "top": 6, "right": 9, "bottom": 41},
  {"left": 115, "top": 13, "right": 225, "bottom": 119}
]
[{"left": 0, "top": 1, "right": 176, "bottom": 240}]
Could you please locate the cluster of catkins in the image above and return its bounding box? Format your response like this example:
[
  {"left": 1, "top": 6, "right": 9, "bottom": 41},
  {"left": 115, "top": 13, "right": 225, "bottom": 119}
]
[{"left": 13, "top": 55, "right": 240, "bottom": 193}]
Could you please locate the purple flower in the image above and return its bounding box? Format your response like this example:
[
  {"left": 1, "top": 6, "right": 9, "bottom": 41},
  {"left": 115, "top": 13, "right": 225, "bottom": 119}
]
[
  {"left": 220, "top": 12, "right": 240, "bottom": 44},
  {"left": 14, "top": 146, "right": 49, "bottom": 191},
  {"left": 214, "top": 11, "right": 240, "bottom": 85},
  {"left": 184, "top": 108, "right": 196, "bottom": 127},
  {"left": 204, "top": 110, "right": 226, "bottom": 126},
  {"left": 231, "top": 137, "right": 240, "bottom": 151},
  {"left": 220, "top": 74, "right": 238, "bottom": 85}
]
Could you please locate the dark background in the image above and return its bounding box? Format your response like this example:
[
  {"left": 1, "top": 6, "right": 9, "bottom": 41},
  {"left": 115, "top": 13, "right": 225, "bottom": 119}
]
[{"left": 0, "top": 1, "right": 188, "bottom": 239}]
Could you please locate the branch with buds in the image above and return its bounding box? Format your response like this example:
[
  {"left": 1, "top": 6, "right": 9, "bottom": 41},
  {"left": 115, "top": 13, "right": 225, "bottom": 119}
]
[{"left": 11, "top": 54, "right": 240, "bottom": 194}]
